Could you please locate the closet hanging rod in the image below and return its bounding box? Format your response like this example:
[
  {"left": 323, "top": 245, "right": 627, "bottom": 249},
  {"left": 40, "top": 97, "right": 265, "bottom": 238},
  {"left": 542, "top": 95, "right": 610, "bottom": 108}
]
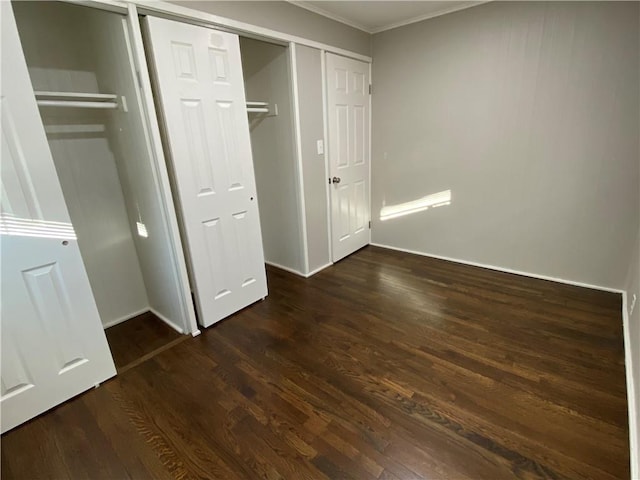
[
  {"left": 34, "top": 91, "right": 119, "bottom": 109},
  {"left": 36, "top": 100, "right": 119, "bottom": 109},
  {"left": 246, "top": 101, "right": 269, "bottom": 107},
  {"left": 34, "top": 90, "right": 118, "bottom": 101},
  {"left": 247, "top": 107, "right": 270, "bottom": 113}
]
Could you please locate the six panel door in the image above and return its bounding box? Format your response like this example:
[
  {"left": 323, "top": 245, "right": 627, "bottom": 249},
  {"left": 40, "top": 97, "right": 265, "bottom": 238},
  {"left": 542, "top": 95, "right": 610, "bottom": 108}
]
[
  {"left": 143, "top": 16, "right": 268, "bottom": 328},
  {"left": 326, "top": 53, "right": 371, "bottom": 262},
  {"left": 0, "top": 2, "right": 116, "bottom": 433}
]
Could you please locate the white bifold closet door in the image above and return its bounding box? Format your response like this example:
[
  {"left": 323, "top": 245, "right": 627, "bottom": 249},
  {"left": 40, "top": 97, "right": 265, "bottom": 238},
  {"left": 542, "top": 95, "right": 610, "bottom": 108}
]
[
  {"left": 144, "top": 17, "right": 267, "bottom": 328},
  {"left": 0, "top": 3, "right": 115, "bottom": 434},
  {"left": 326, "top": 53, "right": 371, "bottom": 262}
]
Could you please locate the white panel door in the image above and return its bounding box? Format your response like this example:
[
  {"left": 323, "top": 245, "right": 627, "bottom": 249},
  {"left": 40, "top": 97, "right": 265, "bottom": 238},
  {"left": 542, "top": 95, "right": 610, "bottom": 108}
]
[
  {"left": 143, "top": 17, "right": 267, "bottom": 328},
  {"left": 326, "top": 53, "right": 371, "bottom": 262},
  {"left": 0, "top": 2, "right": 116, "bottom": 433}
]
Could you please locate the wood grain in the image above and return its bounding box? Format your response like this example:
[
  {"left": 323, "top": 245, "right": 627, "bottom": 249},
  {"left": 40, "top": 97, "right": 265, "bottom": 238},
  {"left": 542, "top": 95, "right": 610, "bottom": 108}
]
[
  {"left": 105, "top": 311, "right": 185, "bottom": 372},
  {"left": 1, "top": 246, "right": 629, "bottom": 479}
]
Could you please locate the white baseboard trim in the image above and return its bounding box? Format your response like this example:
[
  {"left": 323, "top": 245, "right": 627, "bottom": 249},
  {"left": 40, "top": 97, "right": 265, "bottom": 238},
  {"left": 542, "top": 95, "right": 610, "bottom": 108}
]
[
  {"left": 149, "top": 307, "right": 185, "bottom": 335},
  {"left": 265, "top": 261, "right": 306, "bottom": 278},
  {"left": 369, "top": 242, "right": 624, "bottom": 294},
  {"left": 623, "top": 291, "right": 639, "bottom": 479},
  {"left": 305, "top": 262, "right": 333, "bottom": 278},
  {"left": 102, "top": 307, "right": 149, "bottom": 329}
]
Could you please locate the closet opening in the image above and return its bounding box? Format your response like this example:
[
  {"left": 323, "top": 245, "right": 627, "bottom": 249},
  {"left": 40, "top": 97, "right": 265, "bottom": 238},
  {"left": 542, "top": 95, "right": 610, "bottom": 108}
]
[
  {"left": 12, "top": 1, "right": 191, "bottom": 372},
  {"left": 239, "top": 37, "right": 305, "bottom": 276}
]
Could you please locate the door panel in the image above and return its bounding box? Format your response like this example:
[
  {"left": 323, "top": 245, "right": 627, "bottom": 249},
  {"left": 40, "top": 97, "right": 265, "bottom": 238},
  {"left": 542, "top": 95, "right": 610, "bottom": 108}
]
[
  {"left": 144, "top": 17, "right": 267, "bottom": 328},
  {"left": 353, "top": 180, "right": 367, "bottom": 233},
  {"left": 0, "top": 2, "right": 116, "bottom": 433},
  {"left": 1, "top": 100, "right": 44, "bottom": 220},
  {"left": 326, "top": 53, "right": 370, "bottom": 262}
]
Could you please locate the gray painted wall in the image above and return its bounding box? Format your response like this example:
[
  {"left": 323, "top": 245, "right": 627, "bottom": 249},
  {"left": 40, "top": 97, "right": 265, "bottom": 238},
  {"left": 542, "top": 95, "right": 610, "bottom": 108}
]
[
  {"left": 169, "top": 1, "right": 371, "bottom": 56},
  {"left": 241, "top": 38, "right": 304, "bottom": 273},
  {"left": 295, "top": 45, "right": 331, "bottom": 273},
  {"left": 371, "top": 1, "right": 639, "bottom": 289}
]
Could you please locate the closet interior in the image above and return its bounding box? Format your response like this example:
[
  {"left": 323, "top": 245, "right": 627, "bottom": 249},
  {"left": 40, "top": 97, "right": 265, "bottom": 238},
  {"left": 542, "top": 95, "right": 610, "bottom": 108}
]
[
  {"left": 239, "top": 38, "right": 305, "bottom": 275},
  {"left": 12, "top": 1, "right": 189, "bottom": 370}
]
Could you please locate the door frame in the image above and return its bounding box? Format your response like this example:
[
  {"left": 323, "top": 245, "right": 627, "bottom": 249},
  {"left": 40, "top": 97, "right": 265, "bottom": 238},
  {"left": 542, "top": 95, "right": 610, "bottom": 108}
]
[
  {"left": 125, "top": 0, "right": 372, "bottom": 63},
  {"left": 368, "top": 60, "right": 373, "bottom": 247},
  {"left": 288, "top": 42, "right": 310, "bottom": 275},
  {"left": 320, "top": 49, "right": 334, "bottom": 263},
  {"left": 59, "top": 1, "right": 372, "bottom": 63},
  {"left": 124, "top": 5, "right": 200, "bottom": 336},
  {"left": 322, "top": 51, "right": 373, "bottom": 263}
]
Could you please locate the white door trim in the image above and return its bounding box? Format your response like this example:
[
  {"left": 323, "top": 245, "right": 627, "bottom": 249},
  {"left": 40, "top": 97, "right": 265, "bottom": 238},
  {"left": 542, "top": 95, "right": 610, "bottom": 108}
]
[
  {"left": 126, "top": 3, "right": 200, "bottom": 336},
  {"left": 288, "top": 42, "right": 310, "bottom": 275},
  {"left": 325, "top": 52, "right": 371, "bottom": 262},
  {"left": 63, "top": 0, "right": 128, "bottom": 14},
  {"left": 127, "top": 0, "right": 372, "bottom": 63},
  {"left": 623, "top": 291, "right": 639, "bottom": 479},
  {"left": 62, "top": 0, "right": 371, "bottom": 62},
  {"left": 368, "top": 60, "right": 372, "bottom": 245},
  {"left": 320, "top": 49, "right": 334, "bottom": 263}
]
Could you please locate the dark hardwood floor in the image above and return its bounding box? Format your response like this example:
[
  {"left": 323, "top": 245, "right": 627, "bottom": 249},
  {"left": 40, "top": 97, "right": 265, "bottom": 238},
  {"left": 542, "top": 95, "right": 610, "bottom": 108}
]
[
  {"left": 1, "top": 246, "right": 629, "bottom": 479},
  {"left": 105, "top": 311, "right": 185, "bottom": 372}
]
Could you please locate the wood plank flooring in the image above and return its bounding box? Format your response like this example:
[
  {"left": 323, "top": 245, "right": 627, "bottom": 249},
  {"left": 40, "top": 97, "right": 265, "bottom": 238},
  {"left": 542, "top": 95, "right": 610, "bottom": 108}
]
[
  {"left": 105, "top": 311, "right": 185, "bottom": 372},
  {"left": 1, "top": 246, "right": 629, "bottom": 479}
]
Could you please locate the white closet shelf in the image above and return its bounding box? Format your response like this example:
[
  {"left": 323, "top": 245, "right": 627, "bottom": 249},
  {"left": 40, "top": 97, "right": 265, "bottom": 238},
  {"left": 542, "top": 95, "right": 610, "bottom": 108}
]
[{"left": 34, "top": 91, "right": 119, "bottom": 109}]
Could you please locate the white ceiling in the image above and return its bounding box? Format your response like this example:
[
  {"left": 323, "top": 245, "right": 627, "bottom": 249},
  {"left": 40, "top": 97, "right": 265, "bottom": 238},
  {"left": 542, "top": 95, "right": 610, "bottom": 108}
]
[{"left": 290, "top": 1, "right": 486, "bottom": 34}]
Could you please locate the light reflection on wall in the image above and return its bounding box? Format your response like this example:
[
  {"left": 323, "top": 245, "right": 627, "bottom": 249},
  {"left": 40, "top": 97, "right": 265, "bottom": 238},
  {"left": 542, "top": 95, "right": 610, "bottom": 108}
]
[
  {"left": 0, "top": 213, "right": 76, "bottom": 239},
  {"left": 380, "top": 189, "right": 451, "bottom": 222},
  {"left": 136, "top": 221, "right": 148, "bottom": 238}
]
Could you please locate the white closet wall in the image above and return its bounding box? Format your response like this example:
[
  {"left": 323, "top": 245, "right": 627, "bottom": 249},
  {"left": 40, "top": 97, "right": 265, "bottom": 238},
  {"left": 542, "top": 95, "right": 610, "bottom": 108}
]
[
  {"left": 13, "top": 2, "right": 148, "bottom": 327},
  {"left": 240, "top": 38, "right": 304, "bottom": 273},
  {"left": 88, "top": 9, "right": 187, "bottom": 330}
]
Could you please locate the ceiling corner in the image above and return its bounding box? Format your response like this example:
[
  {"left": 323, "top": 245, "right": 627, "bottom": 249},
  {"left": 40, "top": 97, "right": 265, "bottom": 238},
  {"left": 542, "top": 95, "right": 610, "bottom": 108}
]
[
  {"left": 370, "top": 1, "right": 490, "bottom": 34},
  {"left": 287, "top": 1, "right": 374, "bottom": 34}
]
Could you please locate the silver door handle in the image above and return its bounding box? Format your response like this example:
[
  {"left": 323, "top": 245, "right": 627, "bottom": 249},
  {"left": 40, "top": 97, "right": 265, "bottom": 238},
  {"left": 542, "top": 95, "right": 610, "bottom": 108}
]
[{"left": 332, "top": 177, "right": 341, "bottom": 184}]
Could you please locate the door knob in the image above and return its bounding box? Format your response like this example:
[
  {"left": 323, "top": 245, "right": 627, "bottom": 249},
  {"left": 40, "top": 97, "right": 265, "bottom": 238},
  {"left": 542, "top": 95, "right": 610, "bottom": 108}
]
[{"left": 332, "top": 176, "right": 341, "bottom": 184}]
